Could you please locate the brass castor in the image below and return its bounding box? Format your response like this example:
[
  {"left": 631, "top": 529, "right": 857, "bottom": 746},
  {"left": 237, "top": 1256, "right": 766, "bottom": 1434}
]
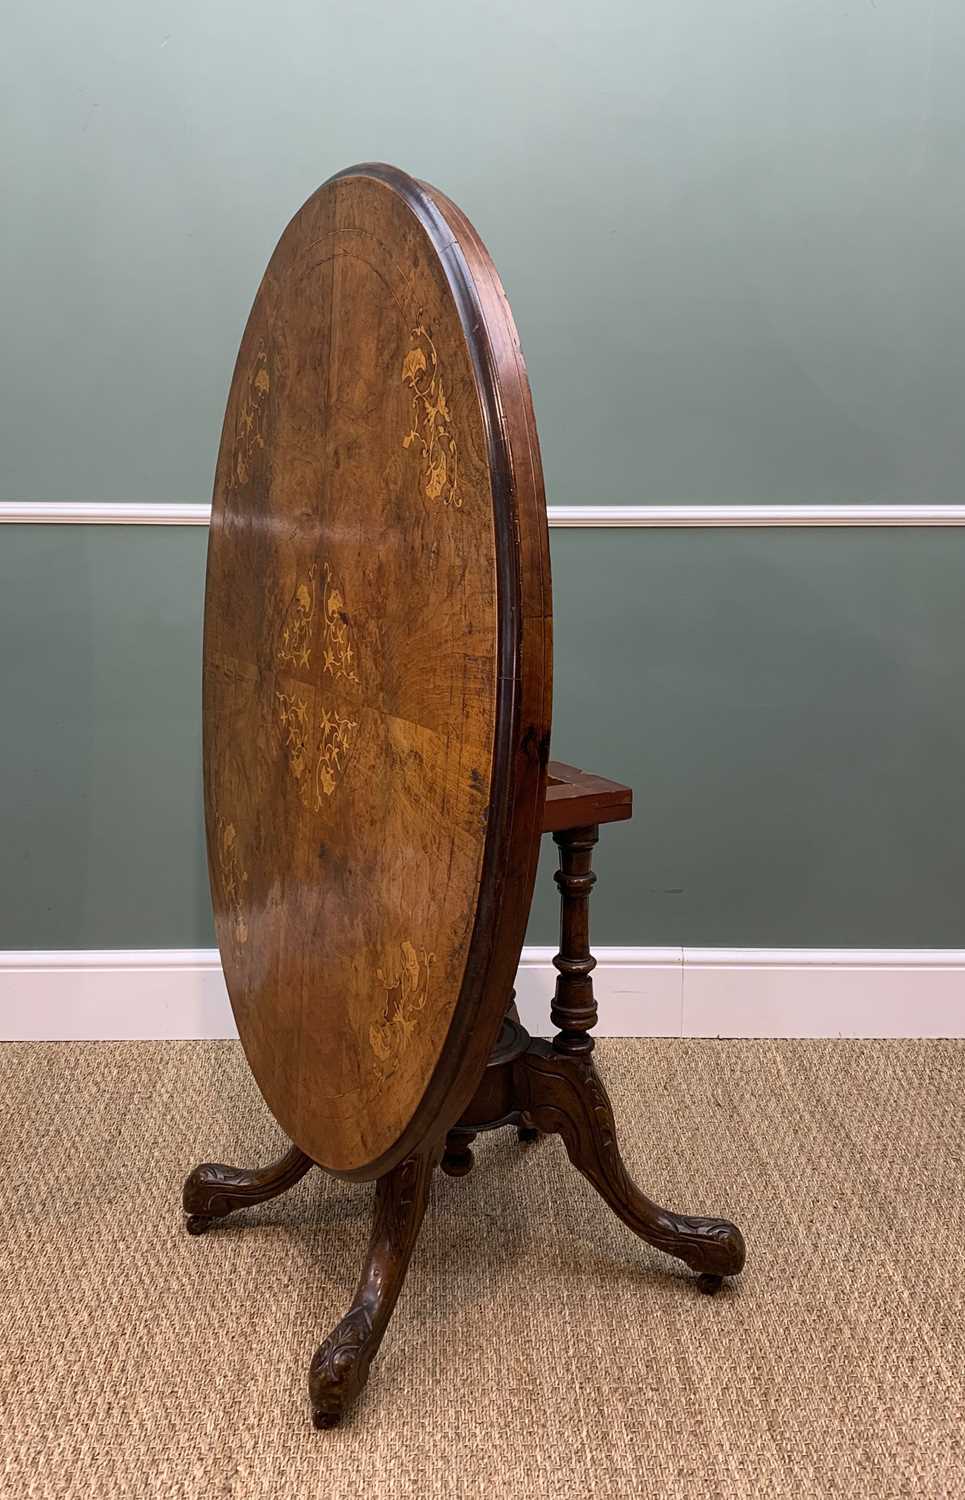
[{"left": 312, "top": 1408, "right": 340, "bottom": 1430}]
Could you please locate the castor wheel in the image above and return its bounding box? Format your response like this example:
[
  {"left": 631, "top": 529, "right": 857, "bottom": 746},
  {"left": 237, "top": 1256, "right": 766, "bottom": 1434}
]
[
  {"left": 312, "top": 1408, "right": 340, "bottom": 1430},
  {"left": 517, "top": 1126, "right": 540, "bottom": 1144},
  {"left": 696, "top": 1272, "right": 723, "bottom": 1295},
  {"left": 185, "top": 1214, "right": 217, "bottom": 1236}
]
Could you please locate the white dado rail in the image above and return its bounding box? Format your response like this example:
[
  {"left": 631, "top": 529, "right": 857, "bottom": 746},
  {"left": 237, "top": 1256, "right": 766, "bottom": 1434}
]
[{"left": 2, "top": 501, "right": 965, "bottom": 527}]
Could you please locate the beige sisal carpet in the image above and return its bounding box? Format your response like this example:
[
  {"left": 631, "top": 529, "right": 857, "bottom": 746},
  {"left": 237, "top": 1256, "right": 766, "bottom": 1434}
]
[{"left": 1, "top": 1038, "right": 963, "bottom": 1499}]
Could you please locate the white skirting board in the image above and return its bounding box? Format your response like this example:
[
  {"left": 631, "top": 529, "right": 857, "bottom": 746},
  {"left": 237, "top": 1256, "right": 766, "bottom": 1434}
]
[{"left": 0, "top": 947, "right": 962, "bottom": 1041}]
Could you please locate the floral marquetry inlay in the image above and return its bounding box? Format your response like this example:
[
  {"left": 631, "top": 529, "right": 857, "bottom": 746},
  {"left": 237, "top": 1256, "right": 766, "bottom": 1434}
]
[
  {"left": 275, "top": 555, "right": 360, "bottom": 808},
  {"left": 216, "top": 817, "right": 249, "bottom": 945},
  {"left": 278, "top": 560, "right": 360, "bottom": 684},
  {"left": 276, "top": 692, "right": 358, "bottom": 808},
  {"left": 370, "top": 941, "right": 435, "bottom": 1070},
  {"left": 275, "top": 691, "right": 311, "bottom": 783},
  {"left": 316, "top": 707, "right": 358, "bottom": 800},
  {"left": 402, "top": 324, "right": 461, "bottom": 508},
  {"left": 321, "top": 562, "right": 360, "bottom": 683},
  {"left": 235, "top": 350, "right": 270, "bottom": 487},
  {"left": 278, "top": 563, "right": 317, "bottom": 670}
]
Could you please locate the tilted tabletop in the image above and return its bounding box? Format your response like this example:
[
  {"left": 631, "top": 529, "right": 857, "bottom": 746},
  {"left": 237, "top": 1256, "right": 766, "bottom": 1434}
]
[{"left": 203, "top": 164, "right": 552, "bottom": 1180}]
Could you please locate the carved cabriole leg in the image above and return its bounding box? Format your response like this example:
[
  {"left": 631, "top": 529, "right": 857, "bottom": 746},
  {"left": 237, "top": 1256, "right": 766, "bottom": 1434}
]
[
  {"left": 309, "top": 1141, "right": 440, "bottom": 1429},
  {"left": 518, "top": 820, "right": 744, "bottom": 1291},
  {"left": 516, "top": 1041, "right": 745, "bottom": 1288},
  {"left": 182, "top": 1143, "right": 314, "bottom": 1234}
]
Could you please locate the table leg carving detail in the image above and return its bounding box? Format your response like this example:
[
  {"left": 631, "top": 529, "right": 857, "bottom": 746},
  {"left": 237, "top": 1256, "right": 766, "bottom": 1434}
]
[
  {"left": 309, "top": 1141, "right": 438, "bottom": 1429},
  {"left": 516, "top": 1042, "right": 745, "bottom": 1285},
  {"left": 182, "top": 1144, "right": 314, "bottom": 1235}
]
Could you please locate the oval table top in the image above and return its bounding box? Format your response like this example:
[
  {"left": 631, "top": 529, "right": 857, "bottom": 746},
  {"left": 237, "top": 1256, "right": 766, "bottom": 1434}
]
[{"left": 203, "top": 164, "right": 552, "bottom": 1179}]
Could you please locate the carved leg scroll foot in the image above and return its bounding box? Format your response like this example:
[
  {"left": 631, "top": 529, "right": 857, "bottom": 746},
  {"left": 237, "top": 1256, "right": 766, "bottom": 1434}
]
[
  {"left": 516, "top": 1041, "right": 745, "bottom": 1285},
  {"left": 309, "top": 1143, "right": 438, "bottom": 1430},
  {"left": 182, "top": 1143, "right": 314, "bottom": 1234}
]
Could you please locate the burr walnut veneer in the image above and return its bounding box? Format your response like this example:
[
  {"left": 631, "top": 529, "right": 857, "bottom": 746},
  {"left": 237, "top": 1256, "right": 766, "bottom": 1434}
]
[{"left": 184, "top": 164, "right": 745, "bottom": 1430}]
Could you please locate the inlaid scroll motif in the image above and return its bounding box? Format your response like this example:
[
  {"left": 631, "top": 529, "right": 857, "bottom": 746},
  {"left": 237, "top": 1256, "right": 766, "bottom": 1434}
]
[
  {"left": 276, "top": 692, "right": 358, "bottom": 807},
  {"left": 315, "top": 707, "right": 358, "bottom": 801},
  {"left": 278, "top": 560, "right": 359, "bottom": 682},
  {"left": 402, "top": 323, "right": 461, "bottom": 508},
  {"left": 216, "top": 817, "right": 249, "bottom": 945},
  {"left": 321, "top": 562, "right": 359, "bottom": 683},
  {"left": 275, "top": 692, "right": 311, "bottom": 784},
  {"left": 370, "top": 941, "right": 435, "bottom": 1068},
  {"left": 235, "top": 348, "right": 270, "bottom": 486},
  {"left": 278, "top": 563, "right": 317, "bottom": 670}
]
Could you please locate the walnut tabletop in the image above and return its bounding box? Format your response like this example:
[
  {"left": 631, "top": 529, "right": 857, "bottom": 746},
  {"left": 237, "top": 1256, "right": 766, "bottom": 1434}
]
[{"left": 203, "top": 165, "right": 551, "bottom": 1181}]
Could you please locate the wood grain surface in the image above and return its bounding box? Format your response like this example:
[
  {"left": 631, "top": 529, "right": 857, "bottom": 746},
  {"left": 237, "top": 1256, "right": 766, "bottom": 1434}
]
[{"left": 203, "top": 164, "right": 551, "bottom": 1178}]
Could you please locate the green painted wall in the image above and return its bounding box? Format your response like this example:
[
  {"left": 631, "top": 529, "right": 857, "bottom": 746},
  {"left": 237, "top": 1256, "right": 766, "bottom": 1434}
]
[
  {"left": 2, "top": 3, "right": 964, "bottom": 951},
  {"left": 3, "top": 526, "right": 965, "bottom": 950},
  {"left": 3, "top": 1, "right": 965, "bottom": 507}
]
